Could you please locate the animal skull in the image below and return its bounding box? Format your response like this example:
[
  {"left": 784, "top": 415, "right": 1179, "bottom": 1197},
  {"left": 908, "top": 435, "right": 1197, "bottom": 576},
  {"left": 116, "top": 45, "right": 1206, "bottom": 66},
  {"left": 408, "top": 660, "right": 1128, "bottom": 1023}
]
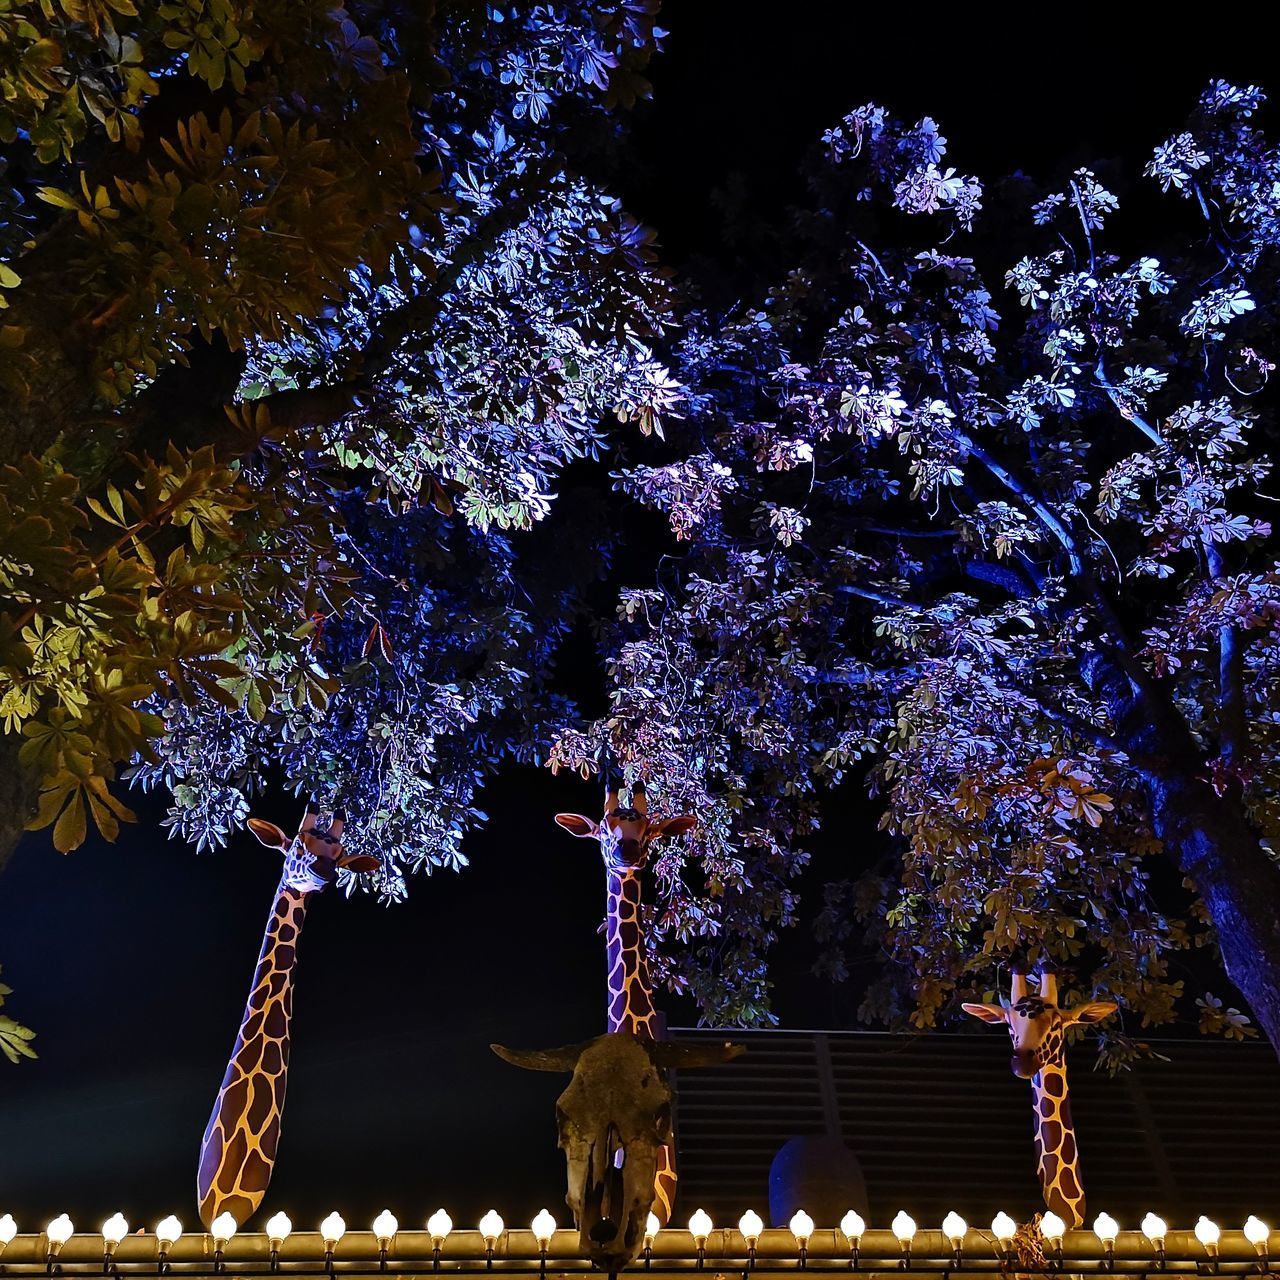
[{"left": 493, "top": 1034, "right": 744, "bottom": 1273}]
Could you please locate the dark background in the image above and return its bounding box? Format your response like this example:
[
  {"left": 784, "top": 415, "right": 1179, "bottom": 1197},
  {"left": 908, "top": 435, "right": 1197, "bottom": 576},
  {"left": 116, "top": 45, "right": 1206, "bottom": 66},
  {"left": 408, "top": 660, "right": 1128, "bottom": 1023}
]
[{"left": 3, "top": 0, "right": 1279, "bottom": 1234}]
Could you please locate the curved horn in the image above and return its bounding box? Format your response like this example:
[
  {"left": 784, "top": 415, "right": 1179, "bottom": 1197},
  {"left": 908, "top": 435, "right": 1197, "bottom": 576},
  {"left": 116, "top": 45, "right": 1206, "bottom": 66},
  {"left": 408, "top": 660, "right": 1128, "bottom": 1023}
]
[
  {"left": 490, "top": 1041, "right": 592, "bottom": 1072},
  {"left": 645, "top": 1041, "right": 746, "bottom": 1069}
]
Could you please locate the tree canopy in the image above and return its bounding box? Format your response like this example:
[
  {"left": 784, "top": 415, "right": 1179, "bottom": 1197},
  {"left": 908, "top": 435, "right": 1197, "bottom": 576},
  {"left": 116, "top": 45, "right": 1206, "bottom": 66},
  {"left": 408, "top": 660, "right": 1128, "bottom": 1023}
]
[
  {"left": 3, "top": 3, "right": 1280, "bottom": 1069},
  {"left": 553, "top": 84, "right": 1280, "bottom": 1063},
  {"left": 0, "top": 0, "right": 677, "bottom": 888}
]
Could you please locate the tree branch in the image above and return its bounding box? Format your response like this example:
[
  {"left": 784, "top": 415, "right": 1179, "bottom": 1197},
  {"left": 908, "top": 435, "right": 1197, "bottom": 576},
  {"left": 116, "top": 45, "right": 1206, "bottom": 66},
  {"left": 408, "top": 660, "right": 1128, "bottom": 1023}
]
[
  {"left": 1205, "top": 541, "right": 1247, "bottom": 763},
  {"left": 962, "top": 558, "right": 1035, "bottom": 599},
  {"left": 990, "top": 660, "right": 1132, "bottom": 758},
  {"left": 1093, "top": 358, "right": 1163, "bottom": 448},
  {"left": 833, "top": 583, "right": 917, "bottom": 610}
]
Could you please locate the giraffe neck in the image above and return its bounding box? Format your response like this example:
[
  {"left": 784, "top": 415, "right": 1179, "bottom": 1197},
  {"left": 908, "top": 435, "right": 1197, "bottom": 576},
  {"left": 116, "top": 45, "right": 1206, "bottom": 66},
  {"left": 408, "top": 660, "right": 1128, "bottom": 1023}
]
[
  {"left": 197, "top": 878, "right": 310, "bottom": 1227},
  {"left": 603, "top": 865, "right": 675, "bottom": 1225},
  {"left": 1030, "top": 1061, "right": 1085, "bottom": 1228},
  {"left": 605, "top": 867, "right": 658, "bottom": 1037}
]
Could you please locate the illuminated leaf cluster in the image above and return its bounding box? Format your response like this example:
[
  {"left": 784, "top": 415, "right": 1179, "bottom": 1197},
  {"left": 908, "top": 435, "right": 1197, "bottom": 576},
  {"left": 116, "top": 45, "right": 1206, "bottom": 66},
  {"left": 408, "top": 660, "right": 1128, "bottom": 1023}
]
[
  {"left": 0, "top": 2, "right": 676, "bottom": 875},
  {"left": 569, "top": 85, "right": 1280, "bottom": 1057}
]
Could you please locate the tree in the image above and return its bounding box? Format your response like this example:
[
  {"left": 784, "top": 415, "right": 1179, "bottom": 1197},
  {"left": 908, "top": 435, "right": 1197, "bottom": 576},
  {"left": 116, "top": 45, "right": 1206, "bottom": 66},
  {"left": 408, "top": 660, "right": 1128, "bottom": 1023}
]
[
  {"left": 0, "top": 0, "right": 687, "bottom": 1028},
  {"left": 555, "top": 84, "right": 1280, "bottom": 1062}
]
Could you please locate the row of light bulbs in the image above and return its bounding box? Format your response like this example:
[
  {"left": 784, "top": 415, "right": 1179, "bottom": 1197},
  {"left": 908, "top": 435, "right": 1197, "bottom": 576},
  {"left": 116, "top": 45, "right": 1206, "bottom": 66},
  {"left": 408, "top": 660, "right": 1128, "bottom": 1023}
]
[
  {"left": 692, "top": 1211, "right": 1271, "bottom": 1253},
  {"left": 1, "top": 1209, "right": 1271, "bottom": 1254},
  {"left": 0, "top": 1212, "right": 519, "bottom": 1253}
]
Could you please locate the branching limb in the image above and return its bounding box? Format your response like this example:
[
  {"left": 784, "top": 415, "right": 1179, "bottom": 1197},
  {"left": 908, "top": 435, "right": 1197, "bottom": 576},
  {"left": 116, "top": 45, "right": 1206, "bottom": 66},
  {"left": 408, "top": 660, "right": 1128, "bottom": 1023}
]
[{"left": 1093, "top": 358, "right": 1163, "bottom": 447}]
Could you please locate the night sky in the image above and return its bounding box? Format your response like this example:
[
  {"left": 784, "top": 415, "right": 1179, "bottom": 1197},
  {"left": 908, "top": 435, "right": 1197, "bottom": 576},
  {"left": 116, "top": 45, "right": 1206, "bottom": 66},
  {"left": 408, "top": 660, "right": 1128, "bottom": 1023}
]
[{"left": 3, "top": 1, "right": 1279, "bottom": 1233}]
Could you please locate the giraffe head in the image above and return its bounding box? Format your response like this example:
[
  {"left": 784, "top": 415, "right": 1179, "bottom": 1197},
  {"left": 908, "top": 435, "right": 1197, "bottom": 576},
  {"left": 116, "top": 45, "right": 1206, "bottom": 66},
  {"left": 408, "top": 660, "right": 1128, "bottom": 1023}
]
[
  {"left": 492, "top": 1034, "right": 744, "bottom": 1274},
  {"left": 246, "top": 811, "right": 381, "bottom": 892},
  {"left": 554, "top": 780, "right": 696, "bottom": 871},
  {"left": 962, "top": 970, "right": 1117, "bottom": 1078}
]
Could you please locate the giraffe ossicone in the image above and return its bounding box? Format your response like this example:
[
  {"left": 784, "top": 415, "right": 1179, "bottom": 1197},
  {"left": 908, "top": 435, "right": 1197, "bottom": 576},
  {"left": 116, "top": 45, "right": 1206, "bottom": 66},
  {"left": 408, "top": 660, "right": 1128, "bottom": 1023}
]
[
  {"left": 962, "top": 970, "right": 1117, "bottom": 1229},
  {"left": 196, "top": 811, "right": 379, "bottom": 1229},
  {"left": 495, "top": 780, "right": 743, "bottom": 1276}
]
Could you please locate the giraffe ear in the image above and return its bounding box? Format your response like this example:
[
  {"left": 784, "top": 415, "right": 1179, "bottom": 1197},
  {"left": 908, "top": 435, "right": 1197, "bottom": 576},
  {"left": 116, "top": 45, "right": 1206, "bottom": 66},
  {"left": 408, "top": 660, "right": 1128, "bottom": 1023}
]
[
  {"left": 555, "top": 813, "right": 599, "bottom": 838},
  {"left": 1064, "top": 1000, "right": 1118, "bottom": 1025},
  {"left": 337, "top": 854, "right": 381, "bottom": 873},
  {"left": 961, "top": 1001, "right": 1009, "bottom": 1024},
  {"left": 247, "top": 818, "right": 290, "bottom": 849},
  {"left": 651, "top": 815, "right": 697, "bottom": 839}
]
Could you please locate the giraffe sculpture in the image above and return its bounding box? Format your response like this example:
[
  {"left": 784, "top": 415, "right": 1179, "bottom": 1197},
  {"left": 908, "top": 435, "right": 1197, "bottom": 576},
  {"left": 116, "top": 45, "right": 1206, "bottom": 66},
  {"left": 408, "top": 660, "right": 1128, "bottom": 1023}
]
[
  {"left": 962, "top": 969, "right": 1117, "bottom": 1227},
  {"left": 196, "top": 810, "right": 379, "bottom": 1228},
  {"left": 494, "top": 778, "right": 742, "bottom": 1275},
  {"left": 552, "top": 779, "right": 695, "bottom": 1227}
]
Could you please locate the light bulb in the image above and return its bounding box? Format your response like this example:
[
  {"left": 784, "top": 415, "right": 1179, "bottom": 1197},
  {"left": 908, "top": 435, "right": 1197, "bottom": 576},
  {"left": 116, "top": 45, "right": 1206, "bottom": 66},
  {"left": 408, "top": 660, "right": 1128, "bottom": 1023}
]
[
  {"left": 992, "top": 1213, "right": 1017, "bottom": 1244},
  {"left": 789, "top": 1210, "right": 815, "bottom": 1246},
  {"left": 841, "top": 1211, "right": 865, "bottom": 1243},
  {"left": 479, "top": 1211, "right": 504, "bottom": 1244},
  {"left": 1093, "top": 1214, "right": 1119, "bottom": 1246},
  {"left": 689, "top": 1209, "right": 713, "bottom": 1243},
  {"left": 892, "top": 1212, "right": 917, "bottom": 1245},
  {"left": 0, "top": 1214, "right": 17, "bottom": 1248},
  {"left": 645, "top": 1213, "right": 661, "bottom": 1244},
  {"left": 1039, "top": 1213, "right": 1066, "bottom": 1246},
  {"left": 155, "top": 1217, "right": 183, "bottom": 1250},
  {"left": 1195, "top": 1217, "right": 1221, "bottom": 1250},
  {"left": 373, "top": 1211, "right": 397, "bottom": 1246},
  {"left": 426, "top": 1210, "right": 452, "bottom": 1245},
  {"left": 1141, "top": 1214, "right": 1167, "bottom": 1244},
  {"left": 531, "top": 1211, "right": 556, "bottom": 1249},
  {"left": 265, "top": 1213, "right": 292, "bottom": 1247},
  {"left": 210, "top": 1214, "right": 237, "bottom": 1248},
  {"left": 46, "top": 1216, "right": 75, "bottom": 1247},
  {"left": 102, "top": 1214, "right": 129, "bottom": 1248},
  {"left": 942, "top": 1213, "right": 967, "bottom": 1246},
  {"left": 320, "top": 1213, "right": 346, "bottom": 1248},
  {"left": 1244, "top": 1218, "right": 1270, "bottom": 1248},
  {"left": 739, "top": 1211, "right": 764, "bottom": 1244}
]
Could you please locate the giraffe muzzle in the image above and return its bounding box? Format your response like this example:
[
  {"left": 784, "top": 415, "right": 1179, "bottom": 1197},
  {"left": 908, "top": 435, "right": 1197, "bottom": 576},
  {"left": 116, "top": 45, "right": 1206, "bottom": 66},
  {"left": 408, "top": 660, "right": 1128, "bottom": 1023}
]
[{"left": 1011, "top": 1048, "right": 1039, "bottom": 1078}]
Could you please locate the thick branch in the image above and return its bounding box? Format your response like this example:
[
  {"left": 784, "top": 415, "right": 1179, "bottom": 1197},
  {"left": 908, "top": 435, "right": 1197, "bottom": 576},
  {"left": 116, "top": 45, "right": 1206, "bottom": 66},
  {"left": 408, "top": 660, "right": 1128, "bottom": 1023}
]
[
  {"left": 962, "top": 558, "right": 1035, "bottom": 599},
  {"left": 1204, "top": 542, "right": 1247, "bottom": 763}
]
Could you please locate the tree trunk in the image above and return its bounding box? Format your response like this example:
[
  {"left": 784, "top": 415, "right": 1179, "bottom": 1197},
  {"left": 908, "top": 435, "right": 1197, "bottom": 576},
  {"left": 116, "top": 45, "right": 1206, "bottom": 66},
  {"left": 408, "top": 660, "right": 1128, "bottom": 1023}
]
[
  {"left": 1082, "top": 651, "right": 1280, "bottom": 1059},
  {"left": 1148, "top": 771, "right": 1280, "bottom": 1056}
]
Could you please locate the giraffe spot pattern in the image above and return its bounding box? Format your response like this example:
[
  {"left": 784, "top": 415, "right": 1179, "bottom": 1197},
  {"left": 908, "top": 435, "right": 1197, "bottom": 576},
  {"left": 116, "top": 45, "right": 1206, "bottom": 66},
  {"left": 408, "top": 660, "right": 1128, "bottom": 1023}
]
[
  {"left": 603, "top": 867, "right": 673, "bottom": 1218},
  {"left": 198, "top": 887, "right": 308, "bottom": 1228},
  {"left": 1029, "top": 1050, "right": 1086, "bottom": 1227}
]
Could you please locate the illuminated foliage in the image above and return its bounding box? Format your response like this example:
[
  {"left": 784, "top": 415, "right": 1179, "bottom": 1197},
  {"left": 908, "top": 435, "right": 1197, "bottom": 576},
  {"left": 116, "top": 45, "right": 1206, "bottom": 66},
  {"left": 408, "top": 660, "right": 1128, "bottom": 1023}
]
[
  {"left": 0, "top": 0, "right": 676, "bottom": 891},
  {"left": 566, "top": 86, "right": 1280, "bottom": 1060},
  {"left": 0, "top": 965, "right": 34, "bottom": 1063}
]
